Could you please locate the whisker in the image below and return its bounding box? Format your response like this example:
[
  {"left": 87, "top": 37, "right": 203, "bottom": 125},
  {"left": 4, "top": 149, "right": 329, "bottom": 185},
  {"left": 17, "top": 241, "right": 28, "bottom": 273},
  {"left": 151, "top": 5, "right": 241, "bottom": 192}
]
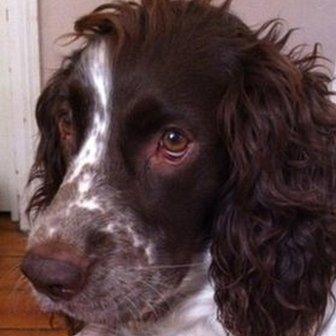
[
  {"left": 133, "top": 279, "right": 162, "bottom": 320},
  {"left": 112, "top": 272, "right": 142, "bottom": 321},
  {"left": 112, "top": 261, "right": 205, "bottom": 271}
]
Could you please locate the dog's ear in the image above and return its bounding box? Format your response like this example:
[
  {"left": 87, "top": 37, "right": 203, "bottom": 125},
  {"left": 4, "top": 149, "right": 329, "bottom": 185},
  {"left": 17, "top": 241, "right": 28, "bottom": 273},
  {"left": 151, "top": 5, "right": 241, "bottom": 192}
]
[
  {"left": 210, "top": 21, "right": 336, "bottom": 336},
  {"left": 27, "top": 70, "right": 69, "bottom": 218}
]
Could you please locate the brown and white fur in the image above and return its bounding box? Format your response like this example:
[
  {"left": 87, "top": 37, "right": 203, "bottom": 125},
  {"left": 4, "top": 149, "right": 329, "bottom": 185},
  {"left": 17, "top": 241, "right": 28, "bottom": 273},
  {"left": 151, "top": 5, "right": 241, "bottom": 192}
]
[{"left": 21, "top": 1, "right": 336, "bottom": 336}]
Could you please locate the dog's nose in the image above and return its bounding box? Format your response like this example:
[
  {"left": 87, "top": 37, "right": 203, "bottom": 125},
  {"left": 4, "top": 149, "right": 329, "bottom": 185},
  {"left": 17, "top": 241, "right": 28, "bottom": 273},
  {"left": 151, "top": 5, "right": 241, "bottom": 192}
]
[{"left": 21, "top": 242, "right": 90, "bottom": 301}]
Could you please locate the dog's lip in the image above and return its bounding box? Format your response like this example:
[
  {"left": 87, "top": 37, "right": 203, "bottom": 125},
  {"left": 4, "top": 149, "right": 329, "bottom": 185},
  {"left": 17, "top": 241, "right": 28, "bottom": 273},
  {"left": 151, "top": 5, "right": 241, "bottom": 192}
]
[{"left": 43, "top": 286, "right": 79, "bottom": 302}]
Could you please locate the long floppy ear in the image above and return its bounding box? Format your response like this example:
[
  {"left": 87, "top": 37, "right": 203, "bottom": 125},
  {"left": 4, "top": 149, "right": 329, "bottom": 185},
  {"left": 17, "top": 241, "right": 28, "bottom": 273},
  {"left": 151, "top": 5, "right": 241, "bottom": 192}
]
[
  {"left": 211, "top": 22, "right": 336, "bottom": 336},
  {"left": 27, "top": 70, "right": 69, "bottom": 218}
]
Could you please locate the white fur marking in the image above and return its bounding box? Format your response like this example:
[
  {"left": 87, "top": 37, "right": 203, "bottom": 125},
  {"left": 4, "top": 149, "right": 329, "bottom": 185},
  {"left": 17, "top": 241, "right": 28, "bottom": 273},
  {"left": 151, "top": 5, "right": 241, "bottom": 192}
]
[
  {"left": 67, "top": 40, "right": 111, "bottom": 183},
  {"left": 105, "top": 223, "right": 115, "bottom": 232},
  {"left": 78, "top": 174, "right": 93, "bottom": 195},
  {"left": 47, "top": 227, "right": 57, "bottom": 238},
  {"left": 77, "top": 197, "right": 102, "bottom": 211},
  {"left": 56, "top": 41, "right": 112, "bottom": 213}
]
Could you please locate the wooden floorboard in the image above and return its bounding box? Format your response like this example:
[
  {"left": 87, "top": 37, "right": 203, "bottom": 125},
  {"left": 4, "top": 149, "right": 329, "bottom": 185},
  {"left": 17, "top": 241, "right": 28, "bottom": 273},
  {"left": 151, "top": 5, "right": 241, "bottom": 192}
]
[
  {"left": 0, "top": 213, "right": 69, "bottom": 336},
  {"left": 0, "top": 256, "right": 24, "bottom": 290},
  {"left": 0, "top": 230, "right": 27, "bottom": 256},
  {"left": 0, "top": 331, "right": 68, "bottom": 336}
]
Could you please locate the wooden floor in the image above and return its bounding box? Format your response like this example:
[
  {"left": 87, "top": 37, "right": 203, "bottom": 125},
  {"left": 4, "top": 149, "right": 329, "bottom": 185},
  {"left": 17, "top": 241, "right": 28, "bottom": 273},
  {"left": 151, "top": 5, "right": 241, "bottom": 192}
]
[{"left": 0, "top": 213, "right": 69, "bottom": 336}]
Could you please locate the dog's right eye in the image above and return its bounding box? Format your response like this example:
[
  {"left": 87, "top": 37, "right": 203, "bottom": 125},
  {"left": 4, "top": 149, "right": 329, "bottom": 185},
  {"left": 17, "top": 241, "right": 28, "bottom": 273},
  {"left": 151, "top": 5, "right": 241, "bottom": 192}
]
[
  {"left": 158, "top": 128, "right": 191, "bottom": 163},
  {"left": 162, "top": 129, "right": 189, "bottom": 154}
]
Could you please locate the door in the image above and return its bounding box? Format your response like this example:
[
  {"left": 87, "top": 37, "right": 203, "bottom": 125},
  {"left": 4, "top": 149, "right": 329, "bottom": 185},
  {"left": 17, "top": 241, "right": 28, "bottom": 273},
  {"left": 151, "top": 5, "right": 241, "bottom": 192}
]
[
  {"left": 0, "top": 3, "right": 12, "bottom": 211},
  {"left": 0, "top": 0, "right": 40, "bottom": 220}
]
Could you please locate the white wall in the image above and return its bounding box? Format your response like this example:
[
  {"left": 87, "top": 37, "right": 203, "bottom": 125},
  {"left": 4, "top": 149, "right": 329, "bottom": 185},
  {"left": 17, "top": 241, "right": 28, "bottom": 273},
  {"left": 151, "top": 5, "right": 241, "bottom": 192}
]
[
  {"left": 39, "top": 0, "right": 106, "bottom": 84},
  {"left": 39, "top": 0, "right": 336, "bottom": 84},
  {"left": 230, "top": 0, "right": 336, "bottom": 69}
]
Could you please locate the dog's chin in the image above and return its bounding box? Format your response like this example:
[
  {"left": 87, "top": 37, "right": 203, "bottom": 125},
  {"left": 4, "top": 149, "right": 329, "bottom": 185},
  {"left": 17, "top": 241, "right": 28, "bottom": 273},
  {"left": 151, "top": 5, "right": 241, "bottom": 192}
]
[
  {"left": 33, "top": 288, "right": 167, "bottom": 331},
  {"left": 33, "top": 290, "right": 117, "bottom": 326},
  {"left": 33, "top": 291, "right": 60, "bottom": 314}
]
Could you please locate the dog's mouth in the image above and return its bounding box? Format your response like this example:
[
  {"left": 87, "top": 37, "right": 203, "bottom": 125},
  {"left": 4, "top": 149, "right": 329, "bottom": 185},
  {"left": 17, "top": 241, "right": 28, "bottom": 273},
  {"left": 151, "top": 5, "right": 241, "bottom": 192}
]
[
  {"left": 32, "top": 260, "right": 207, "bottom": 331},
  {"left": 33, "top": 289, "right": 174, "bottom": 335},
  {"left": 32, "top": 274, "right": 179, "bottom": 329}
]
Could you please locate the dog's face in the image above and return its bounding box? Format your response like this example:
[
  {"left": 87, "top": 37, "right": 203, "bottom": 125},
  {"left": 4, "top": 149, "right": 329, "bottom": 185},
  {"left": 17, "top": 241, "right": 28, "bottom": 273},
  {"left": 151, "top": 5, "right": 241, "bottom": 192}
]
[
  {"left": 23, "top": 2, "right": 231, "bottom": 326},
  {"left": 22, "top": 1, "right": 336, "bottom": 336}
]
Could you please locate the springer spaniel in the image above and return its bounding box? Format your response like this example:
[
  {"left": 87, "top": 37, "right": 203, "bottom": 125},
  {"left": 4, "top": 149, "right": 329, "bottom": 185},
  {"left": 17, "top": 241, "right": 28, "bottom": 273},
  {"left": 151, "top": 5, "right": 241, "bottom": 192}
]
[{"left": 21, "top": 1, "right": 336, "bottom": 335}]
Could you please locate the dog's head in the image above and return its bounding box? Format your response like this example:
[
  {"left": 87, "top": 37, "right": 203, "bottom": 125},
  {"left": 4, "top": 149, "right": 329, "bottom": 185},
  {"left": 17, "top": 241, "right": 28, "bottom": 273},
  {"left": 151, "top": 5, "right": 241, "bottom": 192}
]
[{"left": 22, "top": 1, "right": 336, "bottom": 336}]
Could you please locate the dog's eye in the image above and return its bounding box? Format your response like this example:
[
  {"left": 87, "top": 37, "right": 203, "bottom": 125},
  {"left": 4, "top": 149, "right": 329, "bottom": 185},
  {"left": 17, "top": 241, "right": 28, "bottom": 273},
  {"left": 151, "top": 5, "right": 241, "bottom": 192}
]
[
  {"left": 59, "top": 110, "right": 73, "bottom": 127},
  {"left": 161, "top": 129, "right": 189, "bottom": 158},
  {"left": 58, "top": 108, "right": 74, "bottom": 141}
]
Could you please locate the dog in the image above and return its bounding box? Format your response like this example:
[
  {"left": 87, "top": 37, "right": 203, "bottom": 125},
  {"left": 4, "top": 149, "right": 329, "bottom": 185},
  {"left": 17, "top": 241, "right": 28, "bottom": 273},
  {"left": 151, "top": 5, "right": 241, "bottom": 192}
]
[{"left": 21, "top": 1, "right": 336, "bottom": 335}]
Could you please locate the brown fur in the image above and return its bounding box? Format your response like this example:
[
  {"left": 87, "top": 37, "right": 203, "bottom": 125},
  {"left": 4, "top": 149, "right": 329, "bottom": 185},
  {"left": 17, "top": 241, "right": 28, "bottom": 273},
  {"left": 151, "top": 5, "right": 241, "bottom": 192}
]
[{"left": 27, "top": 1, "right": 336, "bottom": 335}]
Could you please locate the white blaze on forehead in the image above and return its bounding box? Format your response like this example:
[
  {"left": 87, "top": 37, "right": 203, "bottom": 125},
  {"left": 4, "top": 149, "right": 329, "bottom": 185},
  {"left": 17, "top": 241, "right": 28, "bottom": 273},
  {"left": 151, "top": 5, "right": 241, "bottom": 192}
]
[
  {"left": 33, "top": 41, "right": 141, "bottom": 245},
  {"left": 67, "top": 39, "right": 112, "bottom": 184},
  {"left": 89, "top": 42, "right": 110, "bottom": 108}
]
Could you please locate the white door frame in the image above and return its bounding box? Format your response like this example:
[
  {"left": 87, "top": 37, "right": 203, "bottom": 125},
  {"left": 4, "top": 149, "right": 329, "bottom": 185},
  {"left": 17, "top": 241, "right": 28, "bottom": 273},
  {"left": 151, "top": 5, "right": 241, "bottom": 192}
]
[
  {"left": 332, "top": 63, "right": 336, "bottom": 103},
  {"left": 2, "top": 0, "right": 40, "bottom": 220}
]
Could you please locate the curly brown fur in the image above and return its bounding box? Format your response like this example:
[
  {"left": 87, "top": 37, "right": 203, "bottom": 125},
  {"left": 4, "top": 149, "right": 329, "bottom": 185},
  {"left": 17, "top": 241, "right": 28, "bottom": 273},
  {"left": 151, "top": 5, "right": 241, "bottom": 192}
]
[{"left": 210, "top": 18, "right": 336, "bottom": 336}]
